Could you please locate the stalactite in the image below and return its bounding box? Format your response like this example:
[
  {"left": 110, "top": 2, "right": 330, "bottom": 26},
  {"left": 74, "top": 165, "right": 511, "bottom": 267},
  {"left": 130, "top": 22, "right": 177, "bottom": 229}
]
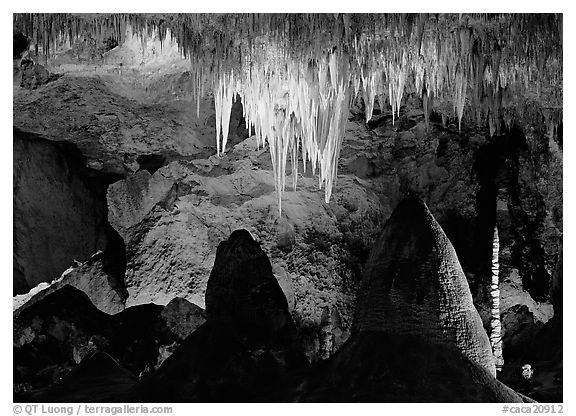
[
  {"left": 387, "top": 54, "right": 408, "bottom": 124},
  {"left": 490, "top": 225, "right": 504, "bottom": 371},
  {"left": 361, "top": 70, "right": 375, "bottom": 123},
  {"left": 423, "top": 90, "right": 433, "bottom": 130},
  {"left": 454, "top": 68, "right": 467, "bottom": 132},
  {"left": 214, "top": 72, "right": 235, "bottom": 156},
  {"left": 224, "top": 48, "right": 354, "bottom": 212}
]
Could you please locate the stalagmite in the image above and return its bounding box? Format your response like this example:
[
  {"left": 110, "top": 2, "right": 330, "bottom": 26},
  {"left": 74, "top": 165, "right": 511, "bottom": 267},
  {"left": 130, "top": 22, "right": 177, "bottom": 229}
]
[{"left": 490, "top": 225, "right": 504, "bottom": 371}]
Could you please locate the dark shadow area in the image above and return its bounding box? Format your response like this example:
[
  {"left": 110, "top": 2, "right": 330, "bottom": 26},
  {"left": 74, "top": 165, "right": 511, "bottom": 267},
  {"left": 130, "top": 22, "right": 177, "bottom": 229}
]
[{"left": 13, "top": 33, "right": 28, "bottom": 59}]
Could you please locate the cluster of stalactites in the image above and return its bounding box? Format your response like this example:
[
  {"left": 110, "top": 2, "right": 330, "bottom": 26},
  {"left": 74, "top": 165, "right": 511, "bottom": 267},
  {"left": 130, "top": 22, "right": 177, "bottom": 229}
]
[
  {"left": 214, "top": 49, "right": 353, "bottom": 213},
  {"left": 208, "top": 14, "right": 562, "bottom": 212},
  {"left": 352, "top": 15, "right": 562, "bottom": 135},
  {"left": 13, "top": 13, "right": 128, "bottom": 62}
]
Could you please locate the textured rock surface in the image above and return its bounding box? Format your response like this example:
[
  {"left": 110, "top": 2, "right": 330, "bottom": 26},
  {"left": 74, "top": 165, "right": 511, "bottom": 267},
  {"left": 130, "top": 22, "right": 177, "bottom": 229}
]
[
  {"left": 341, "top": 115, "right": 562, "bottom": 313},
  {"left": 354, "top": 197, "right": 496, "bottom": 376},
  {"left": 277, "top": 198, "right": 529, "bottom": 402},
  {"left": 318, "top": 307, "right": 348, "bottom": 360},
  {"left": 13, "top": 75, "right": 213, "bottom": 178},
  {"left": 13, "top": 131, "right": 111, "bottom": 294},
  {"left": 499, "top": 316, "right": 562, "bottom": 403},
  {"left": 550, "top": 243, "right": 562, "bottom": 318},
  {"left": 102, "top": 107, "right": 561, "bottom": 366},
  {"left": 158, "top": 297, "right": 206, "bottom": 341},
  {"left": 14, "top": 252, "right": 127, "bottom": 316},
  {"left": 499, "top": 269, "right": 554, "bottom": 325},
  {"left": 19, "top": 59, "right": 60, "bottom": 89},
  {"left": 472, "top": 127, "right": 563, "bottom": 311},
  {"left": 106, "top": 134, "right": 384, "bottom": 338},
  {"left": 152, "top": 297, "right": 207, "bottom": 368}
]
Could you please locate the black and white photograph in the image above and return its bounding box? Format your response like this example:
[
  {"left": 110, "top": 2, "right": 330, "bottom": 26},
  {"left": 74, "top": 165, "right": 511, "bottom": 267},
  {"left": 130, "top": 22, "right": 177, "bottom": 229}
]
[{"left": 10, "top": 9, "right": 566, "bottom": 409}]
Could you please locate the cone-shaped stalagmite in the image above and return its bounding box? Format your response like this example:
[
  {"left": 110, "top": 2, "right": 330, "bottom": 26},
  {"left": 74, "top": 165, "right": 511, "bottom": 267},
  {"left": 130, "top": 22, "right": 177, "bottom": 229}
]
[
  {"left": 354, "top": 197, "right": 496, "bottom": 376},
  {"left": 287, "top": 198, "right": 526, "bottom": 402}
]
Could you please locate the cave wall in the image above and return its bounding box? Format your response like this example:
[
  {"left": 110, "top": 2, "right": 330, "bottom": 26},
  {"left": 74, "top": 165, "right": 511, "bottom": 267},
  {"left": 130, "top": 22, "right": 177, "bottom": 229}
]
[
  {"left": 469, "top": 125, "right": 562, "bottom": 306},
  {"left": 13, "top": 130, "right": 111, "bottom": 294},
  {"left": 340, "top": 102, "right": 562, "bottom": 328},
  {"left": 102, "top": 100, "right": 562, "bottom": 364}
]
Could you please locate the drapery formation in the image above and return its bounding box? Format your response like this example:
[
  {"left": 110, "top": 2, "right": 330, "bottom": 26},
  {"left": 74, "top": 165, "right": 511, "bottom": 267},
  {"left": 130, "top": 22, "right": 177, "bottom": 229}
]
[{"left": 14, "top": 13, "right": 562, "bottom": 212}]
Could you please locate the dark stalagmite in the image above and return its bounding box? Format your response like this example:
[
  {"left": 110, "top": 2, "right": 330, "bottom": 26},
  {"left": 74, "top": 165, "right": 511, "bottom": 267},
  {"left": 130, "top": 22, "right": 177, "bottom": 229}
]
[
  {"left": 119, "top": 230, "right": 306, "bottom": 402},
  {"left": 205, "top": 229, "right": 295, "bottom": 337}
]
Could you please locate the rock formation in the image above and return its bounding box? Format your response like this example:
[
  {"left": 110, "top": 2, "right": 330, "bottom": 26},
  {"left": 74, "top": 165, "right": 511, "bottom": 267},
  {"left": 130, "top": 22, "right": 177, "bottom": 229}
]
[
  {"left": 353, "top": 197, "right": 496, "bottom": 376},
  {"left": 119, "top": 230, "right": 307, "bottom": 402},
  {"left": 551, "top": 243, "right": 563, "bottom": 319},
  {"left": 19, "top": 58, "right": 60, "bottom": 89},
  {"left": 157, "top": 297, "right": 206, "bottom": 341},
  {"left": 12, "top": 14, "right": 562, "bottom": 402},
  {"left": 501, "top": 305, "right": 542, "bottom": 362},
  {"left": 14, "top": 285, "right": 116, "bottom": 399},
  {"left": 318, "top": 307, "right": 348, "bottom": 360},
  {"left": 499, "top": 242, "right": 563, "bottom": 402},
  {"left": 284, "top": 198, "right": 526, "bottom": 402},
  {"left": 14, "top": 251, "right": 127, "bottom": 316},
  {"left": 13, "top": 202, "right": 542, "bottom": 403},
  {"left": 13, "top": 130, "right": 111, "bottom": 294},
  {"left": 104, "top": 135, "right": 382, "bottom": 336},
  {"left": 13, "top": 75, "right": 215, "bottom": 178},
  {"left": 205, "top": 229, "right": 295, "bottom": 337},
  {"left": 14, "top": 285, "right": 207, "bottom": 401},
  {"left": 152, "top": 297, "right": 207, "bottom": 368}
]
